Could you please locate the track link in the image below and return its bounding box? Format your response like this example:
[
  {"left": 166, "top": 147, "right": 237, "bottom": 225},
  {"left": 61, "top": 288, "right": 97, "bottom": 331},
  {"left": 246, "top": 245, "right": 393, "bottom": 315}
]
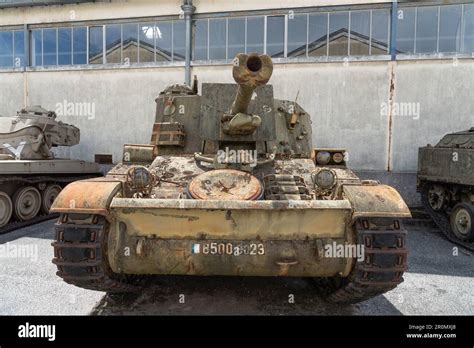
[
  {"left": 420, "top": 185, "right": 474, "bottom": 251},
  {"left": 317, "top": 218, "right": 408, "bottom": 304},
  {"left": 52, "top": 215, "right": 142, "bottom": 292}
]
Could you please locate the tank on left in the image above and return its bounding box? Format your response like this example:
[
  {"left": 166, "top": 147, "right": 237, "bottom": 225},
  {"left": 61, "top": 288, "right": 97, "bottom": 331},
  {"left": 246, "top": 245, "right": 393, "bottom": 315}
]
[{"left": 0, "top": 105, "right": 102, "bottom": 232}]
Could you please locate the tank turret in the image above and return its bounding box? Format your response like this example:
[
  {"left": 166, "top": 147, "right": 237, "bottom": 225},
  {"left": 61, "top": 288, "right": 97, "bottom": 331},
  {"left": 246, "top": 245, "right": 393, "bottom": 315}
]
[{"left": 0, "top": 105, "right": 80, "bottom": 160}]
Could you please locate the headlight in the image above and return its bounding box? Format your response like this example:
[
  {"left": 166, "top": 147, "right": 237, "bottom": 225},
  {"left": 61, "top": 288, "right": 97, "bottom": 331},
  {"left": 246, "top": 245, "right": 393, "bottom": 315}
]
[
  {"left": 316, "top": 151, "right": 331, "bottom": 165},
  {"left": 127, "top": 166, "right": 153, "bottom": 190},
  {"left": 312, "top": 168, "right": 337, "bottom": 190},
  {"left": 332, "top": 152, "right": 344, "bottom": 164}
]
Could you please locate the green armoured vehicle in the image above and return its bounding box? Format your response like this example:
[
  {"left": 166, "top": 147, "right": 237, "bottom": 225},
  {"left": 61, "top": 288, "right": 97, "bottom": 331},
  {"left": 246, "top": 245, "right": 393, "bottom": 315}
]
[
  {"left": 418, "top": 128, "right": 474, "bottom": 250},
  {"left": 51, "top": 54, "right": 410, "bottom": 304},
  {"left": 0, "top": 106, "right": 101, "bottom": 232}
]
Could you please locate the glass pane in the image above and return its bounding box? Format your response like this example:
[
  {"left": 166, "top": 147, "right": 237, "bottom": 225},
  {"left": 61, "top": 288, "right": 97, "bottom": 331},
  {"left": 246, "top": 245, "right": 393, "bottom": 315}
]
[
  {"left": 58, "top": 28, "right": 72, "bottom": 65},
  {"left": 173, "top": 20, "right": 185, "bottom": 61},
  {"left": 439, "top": 5, "right": 461, "bottom": 53},
  {"left": 371, "top": 9, "right": 390, "bottom": 54},
  {"left": 288, "top": 14, "right": 307, "bottom": 57},
  {"left": 0, "top": 31, "right": 13, "bottom": 67},
  {"left": 463, "top": 4, "right": 474, "bottom": 52},
  {"left": 139, "top": 22, "right": 155, "bottom": 63},
  {"left": 397, "top": 8, "right": 415, "bottom": 54},
  {"left": 266, "top": 15, "right": 284, "bottom": 57},
  {"left": 246, "top": 16, "right": 264, "bottom": 54},
  {"left": 13, "top": 31, "right": 25, "bottom": 67},
  {"left": 105, "top": 24, "right": 121, "bottom": 63},
  {"left": 228, "top": 18, "right": 245, "bottom": 60},
  {"left": 73, "top": 27, "right": 87, "bottom": 64},
  {"left": 89, "top": 26, "right": 103, "bottom": 64},
  {"left": 308, "top": 13, "right": 328, "bottom": 57},
  {"left": 155, "top": 21, "right": 172, "bottom": 62},
  {"left": 416, "top": 6, "right": 438, "bottom": 53},
  {"left": 209, "top": 18, "right": 226, "bottom": 59},
  {"left": 328, "top": 12, "right": 349, "bottom": 56},
  {"left": 43, "top": 28, "right": 57, "bottom": 65},
  {"left": 122, "top": 23, "right": 138, "bottom": 63},
  {"left": 31, "top": 29, "right": 42, "bottom": 66},
  {"left": 193, "top": 19, "right": 208, "bottom": 60},
  {"left": 350, "top": 10, "right": 370, "bottom": 55}
]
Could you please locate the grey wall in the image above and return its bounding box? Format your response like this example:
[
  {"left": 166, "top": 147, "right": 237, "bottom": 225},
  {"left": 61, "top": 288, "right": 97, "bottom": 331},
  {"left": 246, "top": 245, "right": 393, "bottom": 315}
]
[{"left": 1, "top": 58, "right": 473, "bottom": 206}]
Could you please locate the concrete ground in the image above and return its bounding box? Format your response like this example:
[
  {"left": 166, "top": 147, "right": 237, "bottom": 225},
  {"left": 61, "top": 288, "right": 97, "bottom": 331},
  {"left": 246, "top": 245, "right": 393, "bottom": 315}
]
[{"left": 0, "top": 219, "right": 472, "bottom": 316}]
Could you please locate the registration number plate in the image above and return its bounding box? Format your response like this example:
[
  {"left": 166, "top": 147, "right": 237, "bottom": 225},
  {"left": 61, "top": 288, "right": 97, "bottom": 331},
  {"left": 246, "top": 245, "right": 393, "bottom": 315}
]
[{"left": 192, "top": 242, "right": 265, "bottom": 256}]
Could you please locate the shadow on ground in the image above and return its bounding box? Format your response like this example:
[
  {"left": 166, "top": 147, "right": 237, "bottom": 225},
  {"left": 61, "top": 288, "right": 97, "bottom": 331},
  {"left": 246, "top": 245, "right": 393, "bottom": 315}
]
[{"left": 91, "top": 276, "right": 402, "bottom": 316}]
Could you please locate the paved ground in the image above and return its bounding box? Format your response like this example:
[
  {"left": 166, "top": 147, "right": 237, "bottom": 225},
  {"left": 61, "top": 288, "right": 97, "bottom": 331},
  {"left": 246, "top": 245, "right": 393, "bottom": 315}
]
[{"left": 0, "top": 219, "right": 472, "bottom": 315}]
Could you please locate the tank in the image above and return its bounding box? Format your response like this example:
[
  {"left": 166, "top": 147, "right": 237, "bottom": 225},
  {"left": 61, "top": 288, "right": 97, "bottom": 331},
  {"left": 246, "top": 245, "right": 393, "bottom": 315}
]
[
  {"left": 418, "top": 128, "right": 474, "bottom": 251},
  {"left": 0, "top": 106, "right": 102, "bottom": 232},
  {"left": 50, "top": 54, "right": 410, "bottom": 304}
]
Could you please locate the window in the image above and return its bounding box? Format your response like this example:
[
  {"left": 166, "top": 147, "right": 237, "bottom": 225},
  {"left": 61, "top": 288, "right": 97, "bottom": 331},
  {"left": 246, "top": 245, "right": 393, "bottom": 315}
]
[
  {"left": 122, "top": 23, "right": 138, "bottom": 63},
  {"left": 194, "top": 19, "right": 208, "bottom": 60},
  {"left": 209, "top": 18, "right": 226, "bottom": 60},
  {"left": 43, "top": 28, "right": 57, "bottom": 65},
  {"left": 89, "top": 26, "right": 103, "bottom": 64},
  {"left": 227, "top": 17, "right": 245, "bottom": 59},
  {"left": 350, "top": 10, "right": 370, "bottom": 56},
  {"left": 58, "top": 28, "right": 72, "bottom": 65},
  {"left": 439, "top": 5, "right": 461, "bottom": 53},
  {"left": 288, "top": 14, "right": 307, "bottom": 57},
  {"left": 372, "top": 9, "right": 390, "bottom": 54},
  {"left": 246, "top": 16, "right": 264, "bottom": 54},
  {"left": 266, "top": 16, "right": 285, "bottom": 57},
  {"left": 397, "top": 8, "right": 416, "bottom": 54},
  {"left": 31, "top": 29, "right": 42, "bottom": 66},
  {"left": 308, "top": 13, "right": 328, "bottom": 57},
  {"left": 13, "top": 31, "right": 25, "bottom": 67},
  {"left": 173, "top": 20, "right": 185, "bottom": 61},
  {"left": 105, "top": 24, "right": 121, "bottom": 63},
  {"left": 155, "top": 21, "right": 172, "bottom": 62},
  {"left": 416, "top": 6, "right": 438, "bottom": 53},
  {"left": 462, "top": 4, "right": 474, "bottom": 52},
  {"left": 139, "top": 23, "right": 156, "bottom": 63},
  {"left": 0, "top": 31, "right": 13, "bottom": 67},
  {"left": 73, "top": 27, "right": 87, "bottom": 64},
  {"left": 328, "top": 12, "right": 349, "bottom": 56}
]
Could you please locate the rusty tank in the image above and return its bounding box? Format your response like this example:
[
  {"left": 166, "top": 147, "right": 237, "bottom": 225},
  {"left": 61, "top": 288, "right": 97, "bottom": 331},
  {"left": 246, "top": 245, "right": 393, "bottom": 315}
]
[
  {"left": 418, "top": 128, "right": 474, "bottom": 251},
  {"left": 51, "top": 54, "right": 410, "bottom": 303},
  {"left": 0, "top": 106, "right": 101, "bottom": 233}
]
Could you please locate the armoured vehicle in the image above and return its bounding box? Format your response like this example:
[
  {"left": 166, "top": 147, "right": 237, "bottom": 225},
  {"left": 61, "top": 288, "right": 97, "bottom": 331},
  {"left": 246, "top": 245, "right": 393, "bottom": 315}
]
[
  {"left": 51, "top": 54, "right": 410, "bottom": 304},
  {"left": 0, "top": 106, "right": 101, "bottom": 232},
  {"left": 418, "top": 129, "right": 474, "bottom": 251}
]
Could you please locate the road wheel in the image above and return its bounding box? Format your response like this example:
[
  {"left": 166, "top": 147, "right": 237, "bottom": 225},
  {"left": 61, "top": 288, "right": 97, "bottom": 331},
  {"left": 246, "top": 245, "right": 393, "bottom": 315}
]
[
  {"left": 427, "top": 184, "right": 448, "bottom": 211},
  {"left": 12, "top": 186, "right": 41, "bottom": 221},
  {"left": 41, "top": 184, "right": 62, "bottom": 214},
  {"left": 450, "top": 203, "right": 474, "bottom": 242},
  {"left": 0, "top": 192, "right": 13, "bottom": 227}
]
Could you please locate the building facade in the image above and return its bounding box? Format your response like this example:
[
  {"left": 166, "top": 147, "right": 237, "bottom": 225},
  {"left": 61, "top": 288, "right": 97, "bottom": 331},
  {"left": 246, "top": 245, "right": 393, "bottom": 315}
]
[{"left": 0, "top": 0, "right": 473, "bottom": 205}]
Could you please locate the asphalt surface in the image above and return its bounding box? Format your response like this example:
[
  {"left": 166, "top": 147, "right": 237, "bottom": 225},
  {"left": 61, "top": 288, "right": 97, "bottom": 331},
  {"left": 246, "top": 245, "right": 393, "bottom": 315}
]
[{"left": 0, "top": 219, "right": 472, "bottom": 315}]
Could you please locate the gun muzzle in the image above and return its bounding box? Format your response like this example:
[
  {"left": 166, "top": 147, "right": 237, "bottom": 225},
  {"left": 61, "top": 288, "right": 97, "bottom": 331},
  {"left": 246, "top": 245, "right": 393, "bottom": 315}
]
[{"left": 230, "top": 53, "right": 273, "bottom": 115}]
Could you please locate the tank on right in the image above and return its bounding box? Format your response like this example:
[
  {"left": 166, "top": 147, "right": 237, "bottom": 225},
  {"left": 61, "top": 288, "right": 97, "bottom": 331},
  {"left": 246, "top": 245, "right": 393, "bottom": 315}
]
[{"left": 418, "top": 128, "right": 474, "bottom": 250}]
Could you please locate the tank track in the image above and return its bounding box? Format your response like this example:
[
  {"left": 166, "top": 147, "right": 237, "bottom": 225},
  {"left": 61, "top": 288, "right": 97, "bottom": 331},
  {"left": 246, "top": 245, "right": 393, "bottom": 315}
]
[
  {"left": 420, "top": 185, "right": 474, "bottom": 252},
  {"left": 317, "top": 218, "right": 407, "bottom": 304},
  {"left": 0, "top": 213, "right": 58, "bottom": 234},
  {"left": 0, "top": 174, "right": 100, "bottom": 234},
  {"left": 52, "top": 215, "right": 142, "bottom": 292}
]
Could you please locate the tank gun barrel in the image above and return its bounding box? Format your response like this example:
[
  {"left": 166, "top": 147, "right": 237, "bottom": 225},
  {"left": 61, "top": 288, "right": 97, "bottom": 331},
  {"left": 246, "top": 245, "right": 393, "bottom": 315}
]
[{"left": 230, "top": 53, "right": 273, "bottom": 115}]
